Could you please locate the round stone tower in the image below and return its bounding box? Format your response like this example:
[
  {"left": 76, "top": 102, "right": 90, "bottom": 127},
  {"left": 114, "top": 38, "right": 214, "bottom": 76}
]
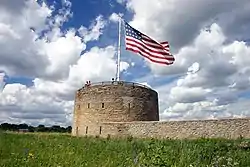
[{"left": 72, "top": 81, "right": 159, "bottom": 136}]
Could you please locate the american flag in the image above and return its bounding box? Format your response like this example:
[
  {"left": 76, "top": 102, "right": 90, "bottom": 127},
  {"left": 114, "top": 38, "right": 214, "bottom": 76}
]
[{"left": 124, "top": 22, "right": 175, "bottom": 65}]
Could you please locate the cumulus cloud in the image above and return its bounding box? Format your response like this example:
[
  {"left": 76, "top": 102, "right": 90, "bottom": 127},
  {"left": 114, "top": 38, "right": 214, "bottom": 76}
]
[
  {"left": 67, "top": 45, "right": 128, "bottom": 90},
  {"left": 124, "top": 0, "right": 250, "bottom": 50},
  {"left": 0, "top": 45, "right": 129, "bottom": 126},
  {"left": 153, "top": 22, "right": 250, "bottom": 121},
  {"left": 78, "top": 15, "right": 107, "bottom": 42},
  {"left": 0, "top": 82, "right": 73, "bottom": 126},
  {"left": 169, "top": 86, "right": 211, "bottom": 103},
  {"left": 0, "top": 0, "right": 130, "bottom": 126},
  {"left": 109, "top": 13, "right": 123, "bottom": 23},
  {"left": 1, "top": 0, "right": 250, "bottom": 126},
  {"left": 120, "top": 0, "right": 250, "bottom": 121},
  {"left": 0, "top": 0, "right": 111, "bottom": 80}
]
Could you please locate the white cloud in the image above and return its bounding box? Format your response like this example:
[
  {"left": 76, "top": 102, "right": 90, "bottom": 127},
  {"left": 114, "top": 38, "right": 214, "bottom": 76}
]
[
  {"left": 0, "top": 82, "right": 73, "bottom": 126},
  {"left": 0, "top": 0, "right": 131, "bottom": 126},
  {"left": 0, "top": 44, "right": 130, "bottom": 126},
  {"left": 109, "top": 13, "right": 123, "bottom": 23},
  {"left": 147, "top": 23, "right": 233, "bottom": 76},
  {"left": 124, "top": 0, "right": 250, "bottom": 50},
  {"left": 169, "top": 86, "right": 211, "bottom": 103},
  {"left": 78, "top": 15, "right": 106, "bottom": 43},
  {"left": 42, "top": 29, "right": 84, "bottom": 80},
  {"left": 1, "top": 0, "right": 250, "bottom": 126},
  {"left": 123, "top": 0, "right": 250, "bottom": 120},
  {"left": 151, "top": 22, "right": 250, "bottom": 121},
  {"left": 0, "top": 0, "right": 109, "bottom": 81}
]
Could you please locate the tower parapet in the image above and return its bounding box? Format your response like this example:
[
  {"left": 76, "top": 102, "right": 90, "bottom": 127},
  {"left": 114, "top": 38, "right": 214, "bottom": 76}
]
[{"left": 72, "top": 81, "right": 159, "bottom": 136}]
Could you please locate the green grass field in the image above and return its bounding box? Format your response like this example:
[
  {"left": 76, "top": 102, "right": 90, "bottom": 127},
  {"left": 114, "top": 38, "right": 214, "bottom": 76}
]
[{"left": 1, "top": 132, "right": 250, "bottom": 167}]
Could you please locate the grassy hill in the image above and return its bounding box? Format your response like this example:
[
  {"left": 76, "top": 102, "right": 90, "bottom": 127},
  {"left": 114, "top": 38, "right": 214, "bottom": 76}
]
[{"left": 1, "top": 132, "right": 250, "bottom": 167}]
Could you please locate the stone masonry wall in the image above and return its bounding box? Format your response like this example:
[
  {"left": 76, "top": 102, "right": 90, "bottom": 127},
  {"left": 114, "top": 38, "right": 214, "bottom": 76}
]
[
  {"left": 72, "top": 82, "right": 250, "bottom": 139},
  {"left": 72, "top": 82, "right": 159, "bottom": 136},
  {"left": 83, "top": 118, "right": 250, "bottom": 139}
]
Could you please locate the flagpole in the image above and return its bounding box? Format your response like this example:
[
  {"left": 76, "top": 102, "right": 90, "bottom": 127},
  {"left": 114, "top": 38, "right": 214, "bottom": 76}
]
[{"left": 116, "top": 16, "right": 122, "bottom": 81}]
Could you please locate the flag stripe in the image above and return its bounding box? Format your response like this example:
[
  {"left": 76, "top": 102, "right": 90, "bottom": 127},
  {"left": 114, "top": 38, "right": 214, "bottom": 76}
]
[
  {"left": 126, "top": 41, "right": 174, "bottom": 61},
  {"left": 126, "top": 44, "right": 174, "bottom": 61},
  {"left": 160, "top": 41, "right": 169, "bottom": 48},
  {"left": 126, "top": 48, "right": 173, "bottom": 65},
  {"left": 141, "top": 36, "right": 168, "bottom": 50},
  {"left": 160, "top": 41, "right": 169, "bottom": 45},
  {"left": 126, "top": 37, "right": 171, "bottom": 55},
  {"left": 142, "top": 34, "right": 165, "bottom": 45},
  {"left": 124, "top": 21, "right": 175, "bottom": 65}
]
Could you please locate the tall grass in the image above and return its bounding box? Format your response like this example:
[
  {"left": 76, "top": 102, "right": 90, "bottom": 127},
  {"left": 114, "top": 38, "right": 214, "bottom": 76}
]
[{"left": 1, "top": 132, "right": 250, "bottom": 167}]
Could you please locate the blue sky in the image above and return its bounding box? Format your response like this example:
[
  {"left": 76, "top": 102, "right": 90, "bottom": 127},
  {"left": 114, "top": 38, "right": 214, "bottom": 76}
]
[{"left": 1, "top": 0, "right": 250, "bottom": 126}]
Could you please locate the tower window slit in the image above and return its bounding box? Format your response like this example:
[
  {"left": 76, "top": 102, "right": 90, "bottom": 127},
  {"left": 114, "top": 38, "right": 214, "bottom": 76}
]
[
  {"left": 86, "top": 126, "right": 88, "bottom": 134},
  {"left": 128, "top": 103, "right": 130, "bottom": 114}
]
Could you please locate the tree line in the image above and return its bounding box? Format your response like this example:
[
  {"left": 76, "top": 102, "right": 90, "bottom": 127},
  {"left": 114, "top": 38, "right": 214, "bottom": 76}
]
[{"left": 0, "top": 123, "right": 72, "bottom": 133}]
